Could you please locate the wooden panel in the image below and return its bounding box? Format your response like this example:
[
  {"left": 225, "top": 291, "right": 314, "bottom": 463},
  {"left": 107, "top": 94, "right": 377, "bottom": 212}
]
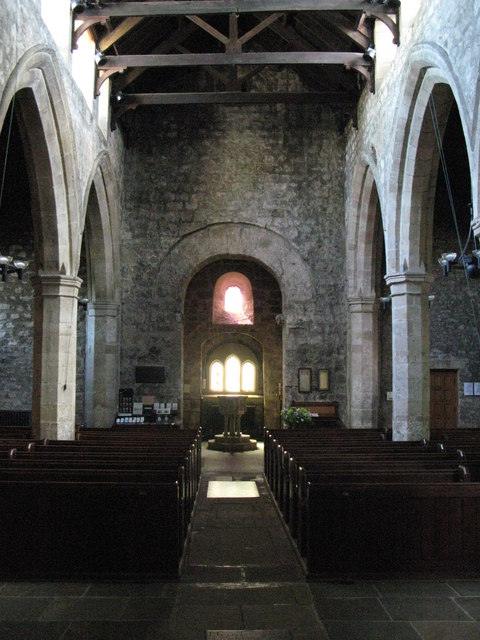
[{"left": 430, "top": 369, "right": 458, "bottom": 430}]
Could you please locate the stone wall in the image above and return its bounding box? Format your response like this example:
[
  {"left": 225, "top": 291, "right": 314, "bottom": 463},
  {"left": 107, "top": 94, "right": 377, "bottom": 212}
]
[{"left": 120, "top": 71, "right": 348, "bottom": 422}]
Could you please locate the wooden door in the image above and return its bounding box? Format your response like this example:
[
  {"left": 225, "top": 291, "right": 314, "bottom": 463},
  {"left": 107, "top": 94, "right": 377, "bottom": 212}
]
[{"left": 430, "top": 369, "right": 458, "bottom": 430}]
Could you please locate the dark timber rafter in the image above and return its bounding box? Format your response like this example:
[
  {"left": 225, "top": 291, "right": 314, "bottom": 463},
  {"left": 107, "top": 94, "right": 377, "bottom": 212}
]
[
  {"left": 99, "top": 51, "right": 371, "bottom": 68},
  {"left": 114, "top": 90, "right": 356, "bottom": 119},
  {"left": 77, "top": 0, "right": 401, "bottom": 120},
  {"left": 76, "top": 1, "right": 398, "bottom": 18}
]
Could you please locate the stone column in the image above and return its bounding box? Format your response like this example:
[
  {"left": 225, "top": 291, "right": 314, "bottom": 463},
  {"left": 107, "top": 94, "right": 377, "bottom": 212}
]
[
  {"left": 386, "top": 272, "right": 430, "bottom": 441},
  {"left": 31, "top": 273, "right": 82, "bottom": 440},
  {"left": 348, "top": 296, "right": 379, "bottom": 429},
  {"left": 84, "top": 301, "right": 120, "bottom": 428},
  {"left": 473, "top": 217, "right": 480, "bottom": 241}
]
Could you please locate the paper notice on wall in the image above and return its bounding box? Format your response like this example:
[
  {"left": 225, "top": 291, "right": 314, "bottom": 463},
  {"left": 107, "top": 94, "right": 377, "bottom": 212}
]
[
  {"left": 464, "top": 383, "right": 474, "bottom": 396},
  {"left": 474, "top": 383, "right": 480, "bottom": 396}
]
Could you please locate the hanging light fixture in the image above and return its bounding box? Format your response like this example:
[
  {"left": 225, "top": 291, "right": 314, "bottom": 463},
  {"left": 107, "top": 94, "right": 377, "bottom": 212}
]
[
  {"left": 0, "top": 255, "right": 28, "bottom": 282},
  {"left": 437, "top": 218, "right": 480, "bottom": 279}
]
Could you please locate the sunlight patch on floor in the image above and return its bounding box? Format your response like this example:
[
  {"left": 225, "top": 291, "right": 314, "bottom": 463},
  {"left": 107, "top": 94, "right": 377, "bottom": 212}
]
[{"left": 207, "top": 480, "right": 260, "bottom": 498}]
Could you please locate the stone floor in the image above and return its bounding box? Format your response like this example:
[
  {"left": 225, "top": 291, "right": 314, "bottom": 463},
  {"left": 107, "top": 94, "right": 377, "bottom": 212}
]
[{"left": 0, "top": 443, "right": 479, "bottom": 639}]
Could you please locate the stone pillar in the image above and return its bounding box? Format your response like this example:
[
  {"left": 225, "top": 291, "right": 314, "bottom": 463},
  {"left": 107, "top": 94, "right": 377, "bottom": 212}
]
[
  {"left": 31, "top": 273, "right": 82, "bottom": 440},
  {"left": 84, "top": 301, "right": 120, "bottom": 428},
  {"left": 348, "top": 296, "right": 379, "bottom": 429},
  {"left": 473, "top": 217, "right": 480, "bottom": 241},
  {"left": 386, "top": 272, "right": 430, "bottom": 441}
]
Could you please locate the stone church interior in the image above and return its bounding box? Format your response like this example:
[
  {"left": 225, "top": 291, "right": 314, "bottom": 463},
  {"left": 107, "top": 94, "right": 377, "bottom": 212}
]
[{"left": 1, "top": 0, "right": 480, "bottom": 638}]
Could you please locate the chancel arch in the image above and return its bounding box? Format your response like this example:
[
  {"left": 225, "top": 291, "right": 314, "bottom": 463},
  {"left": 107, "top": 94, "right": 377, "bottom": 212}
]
[{"left": 151, "top": 222, "right": 315, "bottom": 424}]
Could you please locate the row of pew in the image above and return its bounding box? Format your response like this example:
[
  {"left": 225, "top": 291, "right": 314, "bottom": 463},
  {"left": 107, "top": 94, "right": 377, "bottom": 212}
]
[
  {"left": 0, "top": 426, "right": 201, "bottom": 578},
  {"left": 265, "top": 427, "right": 480, "bottom": 577}
]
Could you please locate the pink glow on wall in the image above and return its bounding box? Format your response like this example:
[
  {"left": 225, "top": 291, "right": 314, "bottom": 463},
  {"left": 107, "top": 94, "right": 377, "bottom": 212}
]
[{"left": 212, "top": 272, "right": 254, "bottom": 325}]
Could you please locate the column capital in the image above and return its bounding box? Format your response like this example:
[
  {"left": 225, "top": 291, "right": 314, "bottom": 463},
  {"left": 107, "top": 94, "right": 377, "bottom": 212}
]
[
  {"left": 385, "top": 271, "right": 431, "bottom": 296},
  {"left": 473, "top": 217, "right": 480, "bottom": 238},
  {"left": 347, "top": 295, "right": 377, "bottom": 313},
  {"left": 87, "top": 301, "right": 119, "bottom": 317},
  {"left": 31, "top": 272, "right": 82, "bottom": 298}
]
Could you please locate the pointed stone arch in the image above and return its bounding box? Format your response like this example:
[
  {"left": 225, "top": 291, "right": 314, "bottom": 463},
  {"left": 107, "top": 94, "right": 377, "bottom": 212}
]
[
  {"left": 0, "top": 47, "right": 82, "bottom": 438},
  {"left": 346, "top": 164, "right": 384, "bottom": 428},
  {"left": 0, "top": 46, "right": 80, "bottom": 275},
  {"left": 79, "top": 156, "right": 121, "bottom": 427},
  {"left": 385, "top": 48, "right": 474, "bottom": 440}
]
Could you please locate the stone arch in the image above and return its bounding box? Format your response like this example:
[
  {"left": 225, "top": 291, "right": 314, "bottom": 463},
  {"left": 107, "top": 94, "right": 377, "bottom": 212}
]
[
  {"left": 160, "top": 222, "right": 314, "bottom": 319},
  {"left": 80, "top": 156, "right": 119, "bottom": 302},
  {"left": 79, "top": 157, "right": 120, "bottom": 427},
  {"left": 386, "top": 43, "right": 473, "bottom": 274},
  {"left": 346, "top": 163, "right": 384, "bottom": 299},
  {"left": 181, "top": 252, "right": 284, "bottom": 430},
  {"left": 0, "top": 47, "right": 82, "bottom": 438},
  {"left": 0, "top": 46, "right": 80, "bottom": 274},
  {"left": 384, "top": 46, "right": 474, "bottom": 441},
  {"left": 346, "top": 164, "right": 385, "bottom": 429},
  {"left": 472, "top": 58, "right": 480, "bottom": 234}
]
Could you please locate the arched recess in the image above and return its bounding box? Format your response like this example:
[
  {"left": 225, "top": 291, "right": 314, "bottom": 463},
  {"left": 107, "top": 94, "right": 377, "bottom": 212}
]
[
  {"left": 183, "top": 257, "right": 282, "bottom": 434},
  {"left": 346, "top": 165, "right": 388, "bottom": 428},
  {"left": 157, "top": 222, "right": 314, "bottom": 423},
  {"left": 387, "top": 64, "right": 475, "bottom": 440},
  {"left": 0, "top": 48, "right": 81, "bottom": 439},
  {"left": 78, "top": 159, "right": 120, "bottom": 428}
]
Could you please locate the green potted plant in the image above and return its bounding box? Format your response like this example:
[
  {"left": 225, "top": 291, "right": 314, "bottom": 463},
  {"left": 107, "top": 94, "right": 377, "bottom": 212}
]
[{"left": 281, "top": 407, "right": 312, "bottom": 429}]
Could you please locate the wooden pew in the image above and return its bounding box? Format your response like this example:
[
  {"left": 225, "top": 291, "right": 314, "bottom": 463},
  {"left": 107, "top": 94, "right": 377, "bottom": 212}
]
[{"left": 0, "top": 427, "right": 202, "bottom": 578}]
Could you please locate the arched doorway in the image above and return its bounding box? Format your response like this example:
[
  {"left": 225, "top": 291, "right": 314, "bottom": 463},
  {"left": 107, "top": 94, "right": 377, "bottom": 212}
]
[{"left": 183, "top": 259, "right": 282, "bottom": 436}]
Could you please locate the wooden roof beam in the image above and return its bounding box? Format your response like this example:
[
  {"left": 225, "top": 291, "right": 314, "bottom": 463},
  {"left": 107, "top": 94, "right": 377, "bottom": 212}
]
[
  {"left": 98, "top": 51, "right": 371, "bottom": 69},
  {"left": 98, "top": 17, "right": 144, "bottom": 52},
  {"left": 113, "top": 89, "right": 357, "bottom": 120},
  {"left": 259, "top": 17, "right": 355, "bottom": 92},
  {"left": 77, "top": 1, "right": 399, "bottom": 19},
  {"left": 321, "top": 11, "right": 370, "bottom": 49},
  {"left": 117, "top": 21, "right": 197, "bottom": 88}
]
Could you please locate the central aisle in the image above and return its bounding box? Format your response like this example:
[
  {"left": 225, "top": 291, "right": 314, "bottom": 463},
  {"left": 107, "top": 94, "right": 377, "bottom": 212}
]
[{"left": 178, "top": 444, "right": 326, "bottom": 638}]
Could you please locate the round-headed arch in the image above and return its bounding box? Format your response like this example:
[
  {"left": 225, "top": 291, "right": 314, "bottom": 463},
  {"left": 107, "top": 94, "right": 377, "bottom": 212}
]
[{"left": 159, "top": 222, "right": 314, "bottom": 314}]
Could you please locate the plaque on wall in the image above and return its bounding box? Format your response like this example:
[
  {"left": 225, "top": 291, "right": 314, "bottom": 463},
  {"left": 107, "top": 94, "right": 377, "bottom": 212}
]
[
  {"left": 318, "top": 369, "right": 330, "bottom": 391},
  {"left": 298, "top": 368, "right": 312, "bottom": 393},
  {"left": 135, "top": 366, "right": 166, "bottom": 383}
]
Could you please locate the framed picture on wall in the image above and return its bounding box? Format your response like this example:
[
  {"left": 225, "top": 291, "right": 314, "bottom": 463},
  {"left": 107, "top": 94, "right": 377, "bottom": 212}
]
[
  {"left": 318, "top": 369, "right": 330, "bottom": 391},
  {"left": 298, "top": 368, "right": 312, "bottom": 393}
]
